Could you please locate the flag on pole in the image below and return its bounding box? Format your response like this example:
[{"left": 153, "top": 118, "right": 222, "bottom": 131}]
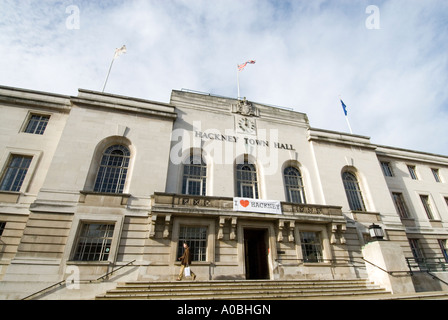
[
  {"left": 339, "top": 98, "right": 353, "bottom": 134},
  {"left": 102, "top": 45, "right": 127, "bottom": 92},
  {"left": 114, "top": 45, "right": 127, "bottom": 59},
  {"left": 340, "top": 99, "right": 348, "bottom": 116},
  {"left": 236, "top": 59, "right": 256, "bottom": 99},
  {"left": 238, "top": 60, "right": 256, "bottom": 72}
]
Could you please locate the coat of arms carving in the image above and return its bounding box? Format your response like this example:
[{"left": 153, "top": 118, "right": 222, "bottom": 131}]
[{"left": 230, "top": 98, "right": 260, "bottom": 117}]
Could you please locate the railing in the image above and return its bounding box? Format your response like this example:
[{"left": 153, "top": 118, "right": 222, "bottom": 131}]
[
  {"left": 93, "top": 259, "right": 136, "bottom": 282},
  {"left": 405, "top": 257, "right": 448, "bottom": 287},
  {"left": 405, "top": 257, "right": 448, "bottom": 273},
  {"left": 21, "top": 260, "right": 136, "bottom": 300},
  {"left": 275, "top": 257, "right": 366, "bottom": 268},
  {"left": 275, "top": 257, "right": 411, "bottom": 276},
  {"left": 360, "top": 257, "right": 411, "bottom": 276}
]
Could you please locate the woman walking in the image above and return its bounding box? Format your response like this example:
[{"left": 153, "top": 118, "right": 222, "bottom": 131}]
[{"left": 177, "top": 242, "right": 196, "bottom": 281}]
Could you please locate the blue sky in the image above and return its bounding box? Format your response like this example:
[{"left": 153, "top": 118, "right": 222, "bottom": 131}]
[{"left": 1, "top": 0, "right": 447, "bottom": 155}]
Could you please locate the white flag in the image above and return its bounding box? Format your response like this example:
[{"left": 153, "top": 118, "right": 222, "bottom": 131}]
[{"left": 114, "top": 45, "right": 127, "bottom": 59}]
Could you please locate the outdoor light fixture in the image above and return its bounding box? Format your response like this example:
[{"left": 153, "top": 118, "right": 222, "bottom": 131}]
[{"left": 368, "top": 223, "right": 384, "bottom": 240}]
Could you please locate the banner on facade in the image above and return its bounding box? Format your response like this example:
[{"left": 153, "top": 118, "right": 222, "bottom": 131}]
[{"left": 233, "top": 197, "right": 283, "bottom": 215}]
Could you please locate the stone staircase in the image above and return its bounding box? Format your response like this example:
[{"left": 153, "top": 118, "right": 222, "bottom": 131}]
[{"left": 96, "top": 278, "right": 393, "bottom": 300}]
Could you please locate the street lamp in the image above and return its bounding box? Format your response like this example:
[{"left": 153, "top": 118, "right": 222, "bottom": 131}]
[{"left": 369, "top": 223, "right": 384, "bottom": 241}]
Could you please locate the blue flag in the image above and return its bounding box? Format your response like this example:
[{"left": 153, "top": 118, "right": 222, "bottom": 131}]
[{"left": 340, "top": 99, "right": 348, "bottom": 116}]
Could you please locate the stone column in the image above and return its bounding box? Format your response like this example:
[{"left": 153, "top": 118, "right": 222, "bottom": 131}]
[{"left": 362, "top": 241, "right": 415, "bottom": 294}]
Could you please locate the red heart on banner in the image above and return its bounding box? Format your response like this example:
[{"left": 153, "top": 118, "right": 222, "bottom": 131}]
[{"left": 240, "top": 200, "right": 250, "bottom": 208}]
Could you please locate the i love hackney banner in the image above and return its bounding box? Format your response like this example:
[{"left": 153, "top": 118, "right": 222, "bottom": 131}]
[{"left": 233, "top": 198, "right": 282, "bottom": 215}]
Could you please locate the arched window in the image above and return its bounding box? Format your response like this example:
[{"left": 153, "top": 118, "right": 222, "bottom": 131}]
[
  {"left": 236, "top": 159, "right": 259, "bottom": 199},
  {"left": 342, "top": 171, "right": 366, "bottom": 211},
  {"left": 284, "top": 166, "right": 306, "bottom": 204},
  {"left": 94, "top": 145, "right": 130, "bottom": 193},
  {"left": 182, "top": 155, "right": 207, "bottom": 196}
]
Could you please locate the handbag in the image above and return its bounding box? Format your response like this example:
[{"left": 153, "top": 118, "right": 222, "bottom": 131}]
[{"left": 184, "top": 265, "right": 191, "bottom": 277}]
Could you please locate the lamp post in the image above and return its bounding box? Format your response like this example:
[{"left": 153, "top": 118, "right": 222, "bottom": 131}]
[{"left": 368, "top": 223, "right": 384, "bottom": 241}]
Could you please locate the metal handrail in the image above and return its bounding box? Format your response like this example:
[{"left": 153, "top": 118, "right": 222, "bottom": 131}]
[
  {"left": 275, "top": 257, "right": 411, "bottom": 276},
  {"left": 406, "top": 257, "right": 448, "bottom": 273},
  {"left": 21, "top": 260, "right": 136, "bottom": 300},
  {"left": 361, "top": 257, "right": 411, "bottom": 276},
  {"left": 426, "top": 271, "right": 448, "bottom": 287},
  {"left": 405, "top": 257, "right": 448, "bottom": 287},
  {"left": 93, "top": 259, "right": 136, "bottom": 282},
  {"left": 275, "top": 257, "right": 366, "bottom": 266}
]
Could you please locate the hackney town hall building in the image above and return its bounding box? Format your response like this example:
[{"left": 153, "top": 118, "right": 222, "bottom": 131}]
[{"left": 0, "top": 85, "right": 447, "bottom": 299}]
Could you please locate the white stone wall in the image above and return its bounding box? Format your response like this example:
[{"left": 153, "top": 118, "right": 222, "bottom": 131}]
[{"left": 0, "top": 87, "right": 447, "bottom": 299}]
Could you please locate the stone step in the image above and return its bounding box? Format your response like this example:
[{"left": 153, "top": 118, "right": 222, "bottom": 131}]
[
  {"left": 96, "top": 279, "right": 389, "bottom": 300},
  {"left": 107, "top": 283, "right": 384, "bottom": 293}
]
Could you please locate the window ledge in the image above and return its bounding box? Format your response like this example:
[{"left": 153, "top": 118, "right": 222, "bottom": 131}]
[
  {"left": 350, "top": 210, "right": 381, "bottom": 223},
  {"left": 174, "top": 261, "right": 212, "bottom": 266},
  {"left": 303, "top": 262, "right": 331, "bottom": 267},
  {"left": 80, "top": 190, "right": 131, "bottom": 197},
  {"left": 67, "top": 260, "right": 111, "bottom": 266},
  {"left": 0, "top": 191, "right": 21, "bottom": 203},
  {"left": 79, "top": 190, "right": 131, "bottom": 206}
]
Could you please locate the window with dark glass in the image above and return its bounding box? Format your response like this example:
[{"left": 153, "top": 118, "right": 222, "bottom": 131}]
[
  {"left": 431, "top": 168, "right": 441, "bottom": 183},
  {"left": 438, "top": 240, "right": 448, "bottom": 262},
  {"left": 236, "top": 159, "right": 259, "bottom": 199},
  {"left": 420, "top": 195, "right": 435, "bottom": 220},
  {"left": 0, "top": 155, "right": 32, "bottom": 192},
  {"left": 182, "top": 155, "right": 207, "bottom": 196},
  {"left": 284, "top": 166, "right": 306, "bottom": 204},
  {"left": 407, "top": 165, "right": 418, "bottom": 180},
  {"left": 380, "top": 161, "right": 393, "bottom": 177},
  {"left": 177, "top": 226, "right": 207, "bottom": 262},
  {"left": 300, "top": 232, "right": 323, "bottom": 263},
  {"left": 24, "top": 114, "right": 50, "bottom": 135},
  {"left": 94, "top": 145, "right": 130, "bottom": 193},
  {"left": 342, "top": 171, "right": 366, "bottom": 211},
  {"left": 392, "top": 192, "right": 410, "bottom": 219},
  {"left": 409, "top": 238, "right": 425, "bottom": 261},
  {"left": 73, "top": 223, "right": 115, "bottom": 261}
]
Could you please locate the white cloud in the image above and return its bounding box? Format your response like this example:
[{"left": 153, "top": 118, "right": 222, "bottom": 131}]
[{"left": 0, "top": 0, "right": 447, "bottom": 154}]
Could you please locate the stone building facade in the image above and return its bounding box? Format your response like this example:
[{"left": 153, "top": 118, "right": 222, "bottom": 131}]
[{"left": 0, "top": 85, "right": 447, "bottom": 299}]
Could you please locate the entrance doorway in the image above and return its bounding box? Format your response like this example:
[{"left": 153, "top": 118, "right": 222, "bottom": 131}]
[{"left": 243, "top": 228, "right": 270, "bottom": 280}]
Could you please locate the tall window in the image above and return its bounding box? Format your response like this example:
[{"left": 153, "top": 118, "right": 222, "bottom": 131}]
[
  {"left": 392, "top": 192, "right": 410, "bottom": 219},
  {"left": 284, "top": 166, "right": 306, "bottom": 204},
  {"left": 24, "top": 114, "right": 50, "bottom": 135},
  {"left": 94, "top": 145, "right": 130, "bottom": 193},
  {"left": 409, "top": 239, "right": 425, "bottom": 261},
  {"left": 73, "top": 223, "right": 115, "bottom": 261},
  {"left": 431, "top": 168, "right": 441, "bottom": 183},
  {"left": 407, "top": 165, "right": 418, "bottom": 180},
  {"left": 342, "top": 171, "right": 366, "bottom": 211},
  {"left": 438, "top": 240, "right": 448, "bottom": 262},
  {"left": 300, "top": 232, "right": 323, "bottom": 263},
  {"left": 0, "top": 155, "right": 32, "bottom": 192},
  {"left": 177, "top": 226, "right": 207, "bottom": 262},
  {"left": 420, "top": 195, "right": 435, "bottom": 220},
  {"left": 236, "top": 159, "right": 259, "bottom": 199},
  {"left": 182, "top": 155, "right": 207, "bottom": 196},
  {"left": 380, "top": 162, "right": 394, "bottom": 177}
]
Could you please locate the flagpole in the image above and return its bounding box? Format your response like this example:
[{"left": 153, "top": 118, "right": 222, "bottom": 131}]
[
  {"left": 345, "top": 116, "right": 353, "bottom": 134},
  {"left": 102, "top": 56, "right": 115, "bottom": 93},
  {"left": 236, "top": 65, "right": 241, "bottom": 100},
  {"left": 102, "top": 45, "right": 126, "bottom": 93}
]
